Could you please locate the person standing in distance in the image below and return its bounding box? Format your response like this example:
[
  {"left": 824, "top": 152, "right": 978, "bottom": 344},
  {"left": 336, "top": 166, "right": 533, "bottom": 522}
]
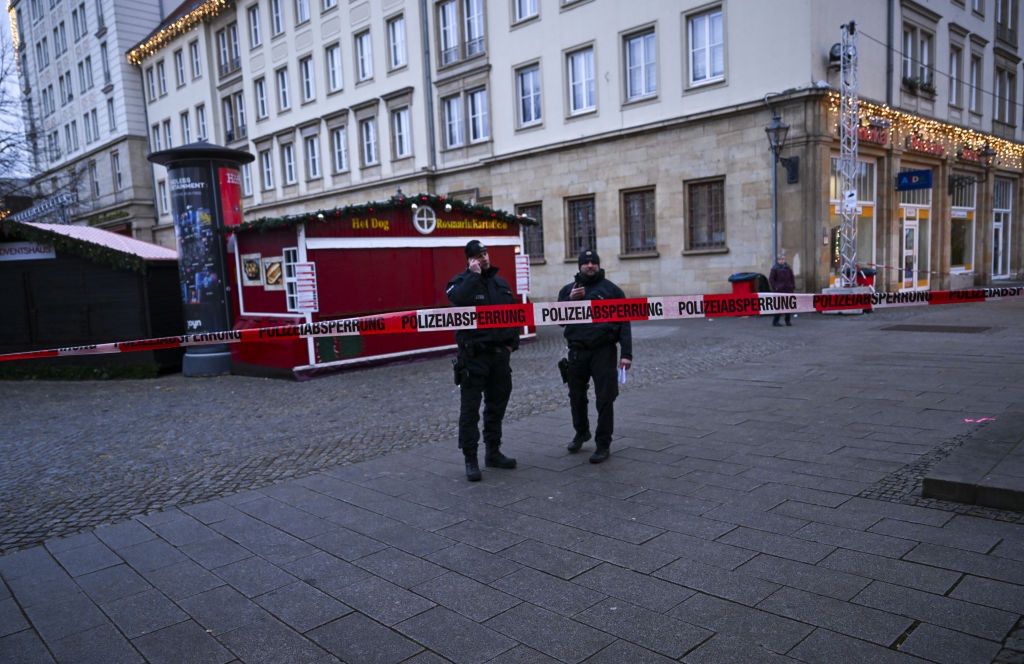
[
  {"left": 769, "top": 254, "right": 795, "bottom": 326},
  {"left": 557, "top": 250, "right": 632, "bottom": 464},
  {"left": 446, "top": 240, "right": 519, "bottom": 481}
]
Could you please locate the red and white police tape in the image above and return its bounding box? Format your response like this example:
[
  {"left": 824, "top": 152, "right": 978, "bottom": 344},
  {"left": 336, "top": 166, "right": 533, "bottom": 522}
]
[{"left": 1, "top": 286, "right": 1021, "bottom": 363}]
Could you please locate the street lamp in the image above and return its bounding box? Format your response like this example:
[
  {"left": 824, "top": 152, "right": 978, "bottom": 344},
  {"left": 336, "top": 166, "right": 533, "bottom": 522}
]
[
  {"left": 765, "top": 111, "right": 797, "bottom": 261},
  {"left": 948, "top": 143, "right": 997, "bottom": 193}
]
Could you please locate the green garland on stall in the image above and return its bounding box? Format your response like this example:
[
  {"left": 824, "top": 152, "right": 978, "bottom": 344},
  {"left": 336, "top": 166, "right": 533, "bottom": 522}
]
[
  {"left": 234, "top": 192, "right": 537, "bottom": 234},
  {"left": 0, "top": 221, "right": 148, "bottom": 273}
]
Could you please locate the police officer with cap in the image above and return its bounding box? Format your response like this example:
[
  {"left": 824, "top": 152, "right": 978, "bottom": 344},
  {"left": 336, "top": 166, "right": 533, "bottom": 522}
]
[
  {"left": 557, "top": 249, "right": 632, "bottom": 463},
  {"left": 445, "top": 240, "right": 520, "bottom": 481}
]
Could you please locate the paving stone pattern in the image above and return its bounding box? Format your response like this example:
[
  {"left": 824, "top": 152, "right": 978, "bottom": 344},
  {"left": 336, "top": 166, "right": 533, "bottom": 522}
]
[{"left": 0, "top": 301, "right": 1023, "bottom": 662}]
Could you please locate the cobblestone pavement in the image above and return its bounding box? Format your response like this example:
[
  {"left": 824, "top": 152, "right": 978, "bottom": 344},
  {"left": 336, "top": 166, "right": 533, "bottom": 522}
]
[
  {"left": 0, "top": 313, "right": 803, "bottom": 553},
  {"left": 1, "top": 299, "right": 1023, "bottom": 663}
]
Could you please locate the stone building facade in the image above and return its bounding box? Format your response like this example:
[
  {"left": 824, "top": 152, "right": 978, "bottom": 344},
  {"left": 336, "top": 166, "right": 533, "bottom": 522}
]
[{"left": 123, "top": 0, "right": 1024, "bottom": 297}]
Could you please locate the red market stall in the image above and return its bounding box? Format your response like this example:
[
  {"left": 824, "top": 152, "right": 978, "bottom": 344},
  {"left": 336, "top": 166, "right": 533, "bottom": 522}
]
[{"left": 229, "top": 193, "right": 535, "bottom": 378}]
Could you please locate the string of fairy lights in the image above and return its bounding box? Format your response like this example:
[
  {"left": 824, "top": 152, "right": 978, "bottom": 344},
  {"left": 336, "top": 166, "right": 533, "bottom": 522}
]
[
  {"left": 126, "top": 0, "right": 230, "bottom": 65},
  {"left": 827, "top": 91, "right": 1024, "bottom": 170}
]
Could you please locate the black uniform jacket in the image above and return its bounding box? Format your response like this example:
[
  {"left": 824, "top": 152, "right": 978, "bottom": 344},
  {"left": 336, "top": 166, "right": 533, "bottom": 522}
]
[
  {"left": 446, "top": 266, "right": 520, "bottom": 350},
  {"left": 557, "top": 269, "right": 632, "bottom": 360}
]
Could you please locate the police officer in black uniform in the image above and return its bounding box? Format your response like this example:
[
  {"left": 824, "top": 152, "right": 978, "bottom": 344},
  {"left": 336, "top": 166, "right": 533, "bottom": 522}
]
[
  {"left": 446, "top": 240, "right": 519, "bottom": 481},
  {"left": 558, "top": 249, "right": 632, "bottom": 463}
]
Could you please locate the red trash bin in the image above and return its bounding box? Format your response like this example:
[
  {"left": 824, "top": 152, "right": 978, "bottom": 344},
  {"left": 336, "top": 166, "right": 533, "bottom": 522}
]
[
  {"left": 728, "top": 272, "right": 761, "bottom": 295},
  {"left": 856, "top": 267, "right": 876, "bottom": 287}
]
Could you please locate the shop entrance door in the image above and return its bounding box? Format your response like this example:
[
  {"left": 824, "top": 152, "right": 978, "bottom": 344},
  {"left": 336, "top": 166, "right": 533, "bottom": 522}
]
[
  {"left": 900, "top": 206, "right": 930, "bottom": 291},
  {"left": 993, "top": 178, "right": 1012, "bottom": 279}
]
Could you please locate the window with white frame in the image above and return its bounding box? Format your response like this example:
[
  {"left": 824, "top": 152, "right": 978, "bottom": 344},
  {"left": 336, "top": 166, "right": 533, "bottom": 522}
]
[
  {"left": 106, "top": 98, "right": 116, "bottom": 131},
  {"left": 516, "top": 63, "right": 542, "bottom": 126},
  {"left": 259, "top": 149, "right": 274, "bottom": 189},
  {"left": 196, "top": 104, "right": 207, "bottom": 139},
  {"left": 331, "top": 126, "right": 348, "bottom": 171},
  {"left": 300, "top": 55, "right": 315, "bottom": 101},
  {"left": 145, "top": 67, "right": 156, "bottom": 101},
  {"left": 443, "top": 94, "right": 463, "bottom": 147},
  {"left": 174, "top": 49, "right": 185, "bottom": 87},
  {"left": 391, "top": 107, "right": 411, "bottom": 158},
  {"left": 180, "top": 111, "right": 192, "bottom": 143},
  {"left": 464, "top": 0, "right": 484, "bottom": 56},
  {"left": 156, "top": 60, "right": 167, "bottom": 95},
  {"left": 94, "top": 0, "right": 104, "bottom": 27},
  {"left": 235, "top": 92, "right": 247, "bottom": 137},
  {"left": 162, "top": 118, "right": 172, "bottom": 148},
  {"left": 89, "top": 108, "right": 99, "bottom": 143},
  {"left": 514, "top": 0, "right": 537, "bottom": 22},
  {"left": 100, "top": 43, "right": 111, "bottom": 84},
  {"left": 295, "top": 0, "right": 309, "bottom": 23},
  {"left": 255, "top": 77, "right": 268, "bottom": 119},
  {"left": 326, "top": 44, "right": 342, "bottom": 91},
  {"left": 271, "top": 0, "right": 284, "bottom": 35},
  {"left": 360, "top": 117, "right": 378, "bottom": 165},
  {"left": 387, "top": 15, "right": 406, "bottom": 69},
  {"left": 248, "top": 5, "right": 262, "bottom": 47},
  {"left": 949, "top": 45, "right": 962, "bottom": 107},
  {"left": 110, "top": 150, "right": 123, "bottom": 190},
  {"left": 276, "top": 67, "right": 290, "bottom": 110},
  {"left": 241, "top": 162, "right": 253, "bottom": 196},
  {"left": 689, "top": 7, "right": 724, "bottom": 85},
  {"left": 83, "top": 112, "right": 93, "bottom": 143},
  {"left": 150, "top": 123, "right": 161, "bottom": 151},
  {"left": 283, "top": 247, "right": 299, "bottom": 311},
  {"left": 222, "top": 97, "right": 235, "bottom": 139},
  {"left": 567, "top": 47, "right": 595, "bottom": 114},
  {"left": 995, "top": 66, "right": 1016, "bottom": 124},
  {"left": 468, "top": 88, "right": 489, "bottom": 142},
  {"left": 902, "top": 24, "right": 934, "bottom": 86},
  {"left": 438, "top": 0, "right": 458, "bottom": 65},
  {"left": 437, "top": 0, "right": 485, "bottom": 66},
  {"left": 970, "top": 53, "right": 982, "bottom": 112},
  {"left": 88, "top": 160, "right": 99, "bottom": 197},
  {"left": 158, "top": 180, "right": 168, "bottom": 214},
  {"left": 190, "top": 40, "right": 202, "bottom": 79},
  {"left": 625, "top": 29, "right": 656, "bottom": 100},
  {"left": 355, "top": 30, "right": 373, "bottom": 81},
  {"left": 84, "top": 57, "right": 94, "bottom": 89},
  {"left": 281, "top": 143, "right": 296, "bottom": 184},
  {"left": 323, "top": 0, "right": 336, "bottom": 9},
  {"left": 304, "top": 135, "right": 320, "bottom": 178}
]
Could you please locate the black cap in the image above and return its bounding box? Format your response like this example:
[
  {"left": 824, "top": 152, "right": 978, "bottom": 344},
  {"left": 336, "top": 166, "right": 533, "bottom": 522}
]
[
  {"left": 578, "top": 249, "right": 600, "bottom": 266},
  {"left": 465, "top": 240, "right": 487, "bottom": 258}
]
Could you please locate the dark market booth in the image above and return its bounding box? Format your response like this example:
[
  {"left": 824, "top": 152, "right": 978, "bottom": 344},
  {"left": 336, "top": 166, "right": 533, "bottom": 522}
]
[{"left": 0, "top": 220, "right": 183, "bottom": 377}]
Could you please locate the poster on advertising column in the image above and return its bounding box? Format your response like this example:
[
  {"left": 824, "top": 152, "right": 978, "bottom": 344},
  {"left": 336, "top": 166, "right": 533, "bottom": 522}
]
[{"left": 169, "top": 167, "right": 228, "bottom": 333}]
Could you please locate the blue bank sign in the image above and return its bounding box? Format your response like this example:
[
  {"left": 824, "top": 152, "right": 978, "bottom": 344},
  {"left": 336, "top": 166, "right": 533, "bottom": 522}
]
[{"left": 895, "top": 169, "right": 933, "bottom": 191}]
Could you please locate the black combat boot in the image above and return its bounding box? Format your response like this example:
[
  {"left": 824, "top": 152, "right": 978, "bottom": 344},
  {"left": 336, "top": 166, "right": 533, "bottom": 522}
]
[
  {"left": 589, "top": 446, "right": 610, "bottom": 464},
  {"left": 567, "top": 431, "right": 591, "bottom": 453},
  {"left": 464, "top": 453, "right": 482, "bottom": 481},
  {"left": 484, "top": 446, "right": 517, "bottom": 469}
]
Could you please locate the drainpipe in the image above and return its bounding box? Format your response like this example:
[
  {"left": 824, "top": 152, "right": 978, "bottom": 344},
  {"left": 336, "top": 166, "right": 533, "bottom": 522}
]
[
  {"left": 886, "top": 0, "right": 894, "bottom": 105},
  {"left": 419, "top": 0, "right": 437, "bottom": 174}
]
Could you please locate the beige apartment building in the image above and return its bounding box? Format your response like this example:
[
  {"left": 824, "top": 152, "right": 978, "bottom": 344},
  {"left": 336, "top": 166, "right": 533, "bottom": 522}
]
[
  {"left": 8, "top": 0, "right": 163, "bottom": 239},
  {"left": 130, "top": 0, "right": 1024, "bottom": 298}
]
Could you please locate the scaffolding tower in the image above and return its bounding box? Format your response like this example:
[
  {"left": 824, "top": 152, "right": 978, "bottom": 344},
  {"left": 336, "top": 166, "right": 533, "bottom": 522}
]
[{"left": 837, "top": 21, "right": 859, "bottom": 287}]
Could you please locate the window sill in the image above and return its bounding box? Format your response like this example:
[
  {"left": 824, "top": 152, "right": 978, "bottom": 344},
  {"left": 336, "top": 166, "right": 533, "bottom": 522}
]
[
  {"left": 622, "top": 93, "right": 658, "bottom": 108},
  {"left": 511, "top": 15, "right": 540, "bottom": 29},
  {"left": 685, "top": 77, "right": 726, "bottom": 93},
  {"left": 528, "top": 257, "right": 547, "bottom": 265},
  {"left": 515, "top": 121, "right": 544, "bottom": 133},
  {"left": 387, "top": 64, "right": 409, "bottom": 76},
  {"left": 682, "top": 247, "right": 729, "bottom": 256},
  {"left": 620, "top": 251, "right": 659, "bottom": 260},
  {"left": 566, "top": 108, "right": 597, "bottom": 121}
]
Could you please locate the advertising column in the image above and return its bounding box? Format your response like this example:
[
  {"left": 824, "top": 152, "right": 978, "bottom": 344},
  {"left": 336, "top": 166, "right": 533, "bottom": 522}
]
[{"left": 149, "top": 143, "right": 254, "bottom": 376}]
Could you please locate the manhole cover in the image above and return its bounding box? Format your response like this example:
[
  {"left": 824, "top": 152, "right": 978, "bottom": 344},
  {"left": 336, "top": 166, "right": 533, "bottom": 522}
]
[{"left": 880, "top": 324, "right": 991, "bottom": 334}]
